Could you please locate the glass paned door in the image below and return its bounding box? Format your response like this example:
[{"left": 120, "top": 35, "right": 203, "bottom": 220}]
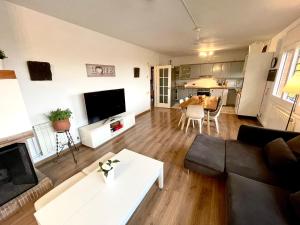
[{"left": 155, "top": 65, "right": 171, "bottom": 108}]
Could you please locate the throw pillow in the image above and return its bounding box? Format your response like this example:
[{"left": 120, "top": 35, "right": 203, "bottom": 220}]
[
  {"left": 290, "top": 191, "right": 300, "bottom": 220},
  {"left": 264, "top": 138, "right": 297, "bottom": 171},
  {"left": 287, "top": 135, "right": 300, "bottom": 158}
]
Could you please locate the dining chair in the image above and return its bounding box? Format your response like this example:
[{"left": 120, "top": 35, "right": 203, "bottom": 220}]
[
  {"left": 204, "top": 97, "right": 223, "bottom": 133},
  {"left": 177, "top": 99, "right": 186, "bottom": 127},
  {"left": 185, "top": 105, "right": 205, "bottom": 133}
]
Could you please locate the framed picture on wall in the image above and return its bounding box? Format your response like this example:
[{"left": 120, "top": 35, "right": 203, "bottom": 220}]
[
  {"left": 134, "top": 67, "right": 140, "bottom": 78},
  {"left": 86, "top": 64, "right": 115, "bottom": 77}
]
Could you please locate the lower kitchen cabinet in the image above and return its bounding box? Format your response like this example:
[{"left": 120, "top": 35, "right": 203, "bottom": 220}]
[
  {"left": 210, "top": 89, "right": 228, "bottom": 105},
  {"left": 227, "top": 89, "right": 237, "bottom": 106}
]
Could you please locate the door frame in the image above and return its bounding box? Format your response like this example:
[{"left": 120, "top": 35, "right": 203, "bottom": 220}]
[{"left": 154, "top": 65, "right": 172, "bottom": 108}]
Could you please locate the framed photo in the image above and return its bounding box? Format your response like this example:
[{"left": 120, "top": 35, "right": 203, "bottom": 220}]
[
  {"left": 86, "top": 64, "right": 115, "bottom": 77},
  {"left": 134, "top": 67, "right": 140, "bottom": 78}
]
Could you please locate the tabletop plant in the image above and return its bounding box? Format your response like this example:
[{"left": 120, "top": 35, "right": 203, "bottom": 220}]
[{"left": 98, "top": 159, "right": 120, "bottom": 177}]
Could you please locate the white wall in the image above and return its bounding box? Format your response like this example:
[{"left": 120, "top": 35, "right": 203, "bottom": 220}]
[
  {"left": 0, "top": 1, "right": 160, "bottom": 141},
  {"left": 170, "top": 49, "right": 248, "bottom": 66},
  {"left": 259, "top": 17, "right": 300, "bottom": 131},
  {"left": 0, "top": 79, "right": 32, "bottom": 139},
  {"left": 158, "top": 54, "right": 172, "bottom": 65}
]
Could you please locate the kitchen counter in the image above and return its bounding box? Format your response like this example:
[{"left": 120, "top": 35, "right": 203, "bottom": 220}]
[
  {"left": 175, "top": 86, "right": 239, "bottom": 90},
  {"left": 175, "top": 86, "right": 240, "bottom": 106}
]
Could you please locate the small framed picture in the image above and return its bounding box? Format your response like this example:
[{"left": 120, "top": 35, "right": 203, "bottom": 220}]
[
  {"left": 134, "top": 67, "right": 140, "bottom": 78},
  {"left": 86, "top": 64, "right": 115, "bottom": 77}
]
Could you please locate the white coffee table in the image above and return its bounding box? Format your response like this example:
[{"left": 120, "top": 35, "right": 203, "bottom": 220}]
[{"left": 34, "top": 149, "right": 164, "bottom": 225}]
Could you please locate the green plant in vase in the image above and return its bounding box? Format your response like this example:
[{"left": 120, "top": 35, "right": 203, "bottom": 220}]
[
  {"left": 48, "top": 108, "right": 72, "bottom": 132},
  {"left": 98, "top": 159, "right": 120, "bottom": 183}
]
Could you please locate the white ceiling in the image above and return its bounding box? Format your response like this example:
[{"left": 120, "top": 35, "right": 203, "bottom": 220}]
[{"left": 6, "top": 0, "right": 300, "bottom": 56}]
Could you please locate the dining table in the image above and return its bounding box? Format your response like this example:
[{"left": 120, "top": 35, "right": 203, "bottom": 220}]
[{"left": 179, "top": 96, "right": 219, "bottom": 135}]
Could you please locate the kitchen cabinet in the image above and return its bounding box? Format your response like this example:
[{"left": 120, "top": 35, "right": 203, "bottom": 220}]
[
  {"left": 212, "top": 63, "right": 231, "bottom": 77},
  {"left": 179, "top": 65, "right": 191, "bottom": 79},
  {"left": 210, "top": 89, "right": 228, "bottom": 105},
  {"left": 237, "top": 53, "right": 273, "bottom": 116},
  {"left": 227, "top": 89, "right": 237, "bottom": 105},
  {"left": 190, "top": 65, "right": 201, "bottom": 78},
  {"left": 200, "top": 64, "right": 213, "bottom": 76},
  {"left": 230, "top": 61, "right": 244, "bottom": 78},
  {"left": 175, "top": 61, "right": 245, "bottom": 80},
  {"left": 212, "top": 63, "right": 222, "bottom": 77},
  {"left": 222, "top": 63, "right": 231, "bottom": 77}
]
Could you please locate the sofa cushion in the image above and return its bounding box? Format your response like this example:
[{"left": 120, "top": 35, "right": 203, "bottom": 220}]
[
  {"left": 227, "top": 173, "right": 291, "bottom": 225},
  {"left": 287, "top": 135, "right": 300, "bottom": 159},
  {"left": 226, "top": 140, "right": 279, "bottom": 186},
  {"left": 264, "top": 138, "right": 297, "bottom": 171},
  {"left": 184, "top": 134, "right": 225, "bottom": 176},
  {"left": 290, "top": 191, "right": 300, "bottom": 221}
]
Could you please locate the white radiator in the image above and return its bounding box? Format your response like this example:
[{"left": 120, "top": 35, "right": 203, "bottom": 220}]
[
  {"left": 266, "top": 105, "right": 295, "bottom": 131},
  {"left": 30, "top": 122, "right": 69, "bottom": 162},
  {"left": 33, "top": 122, "right": 56, "bottom": 156}
]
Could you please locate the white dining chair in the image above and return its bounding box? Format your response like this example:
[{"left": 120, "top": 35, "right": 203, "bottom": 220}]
[
  {"left": 185, "top": 105, "right": 205, "bottom": 133},
  {"left": 204, "top": 97, "right": 223, "bottom": 133},
  {"left": 177, "top": 99, "right": 186, "bottom": 127}
]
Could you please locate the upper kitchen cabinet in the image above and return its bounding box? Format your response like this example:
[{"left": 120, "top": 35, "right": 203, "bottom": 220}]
[
  {"left": 222, "top": 63, "right": 231, "bottom": 77},
  {"left": 200, "top": 64, "right": 213, "bottom": 76},
  {"left": 179, "top": 65, "right": 191, "bottom": 79},
  {"left": 212, "top": 63, "right": 231, "bottom": 77},
  {"left": 175, "top": 61, "right": 245, "bottom": 80},
  {"left": 212, "top": 63, "right": 222, "bottom": 77},
  {"left": 190, "top": 64, "right": 201, "bottom": 78},
  {"left": 230, "top": 61, "right": 244, "bottom": 78}
]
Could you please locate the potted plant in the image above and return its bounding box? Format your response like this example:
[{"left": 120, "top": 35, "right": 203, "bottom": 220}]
[
  {"left": 98, "top": 159, "right": 120, "bottom": 183},
  {"left": 48, "top": 108, "right": 72, "bottom": 132},
  {"left": 0, "top": 50, "right": 7, "bottom": 70}
]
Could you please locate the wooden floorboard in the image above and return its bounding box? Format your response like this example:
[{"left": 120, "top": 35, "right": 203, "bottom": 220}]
[{"left": 2, "top": 108, "right": 258, "bottom": 225}]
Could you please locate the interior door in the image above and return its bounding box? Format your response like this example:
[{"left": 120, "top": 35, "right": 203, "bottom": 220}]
[{"left": 155, "top": 65, "right": 172, "bottom": 108}]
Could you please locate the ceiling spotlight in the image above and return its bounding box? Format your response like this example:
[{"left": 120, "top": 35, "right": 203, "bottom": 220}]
[
  {"left": 198, "top": 51, "right": 214, "bottom": 57},
  {"left": 198, "top": 52, "right": 207, "bottom": 57}
]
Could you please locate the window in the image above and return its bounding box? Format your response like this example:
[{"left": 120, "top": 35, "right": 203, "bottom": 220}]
[{"left": 273, "top": 48, "right": 300, "bottom": 102}]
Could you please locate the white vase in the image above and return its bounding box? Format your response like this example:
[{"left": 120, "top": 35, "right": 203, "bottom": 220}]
[
  {"left": 102, "top": 169, "right": 114, "bottom": 183},
  {"left": 0, "top": 59, "right": 3, "bottom": 70}
]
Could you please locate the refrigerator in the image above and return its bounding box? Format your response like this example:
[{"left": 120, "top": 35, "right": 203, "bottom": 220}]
[{"left": 236, "top": 53, "right": 273, "bottom": 117}]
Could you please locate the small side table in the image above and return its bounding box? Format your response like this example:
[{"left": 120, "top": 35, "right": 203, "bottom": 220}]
[{"left": 55, "top": 130, "right": 79, "bottom": 164}]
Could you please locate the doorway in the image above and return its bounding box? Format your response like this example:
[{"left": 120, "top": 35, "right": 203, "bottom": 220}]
[
  {"left": 150, "top": 66, "right": 154, "bottom": 108},
  {"left": 154, "top": 65, "right": 172, "bottom": 108}
]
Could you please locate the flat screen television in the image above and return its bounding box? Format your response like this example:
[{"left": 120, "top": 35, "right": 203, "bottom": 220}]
[{"left": 84, "top": 89, "right": 126, "bottom": 124}]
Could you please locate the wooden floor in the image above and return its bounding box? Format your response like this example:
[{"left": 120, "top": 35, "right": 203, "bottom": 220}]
[{"left": 3, "top": 108, "right": 258, "bottom": 225}]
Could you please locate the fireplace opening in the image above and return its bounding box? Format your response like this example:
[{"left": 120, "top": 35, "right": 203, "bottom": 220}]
[{"left": 0, "top": 143, "right": 38, "bottom": 206}]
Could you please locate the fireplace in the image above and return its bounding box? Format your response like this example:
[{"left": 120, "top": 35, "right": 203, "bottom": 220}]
[{"left": 0, "top": 143, "right": 38, "bottom": 206}]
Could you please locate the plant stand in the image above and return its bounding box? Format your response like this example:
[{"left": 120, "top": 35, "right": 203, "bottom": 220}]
[{"left": 55, "top": 130, "right": 79, "bottom": 164}]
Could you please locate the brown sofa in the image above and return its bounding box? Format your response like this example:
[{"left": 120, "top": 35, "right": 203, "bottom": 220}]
[{"left": 184, "top": 125, "right": 300, "bottom": 225}]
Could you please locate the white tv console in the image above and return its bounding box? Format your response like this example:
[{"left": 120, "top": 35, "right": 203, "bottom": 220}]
[{"left": 79, "top": 112, "right": 135, "bottom": 149}]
